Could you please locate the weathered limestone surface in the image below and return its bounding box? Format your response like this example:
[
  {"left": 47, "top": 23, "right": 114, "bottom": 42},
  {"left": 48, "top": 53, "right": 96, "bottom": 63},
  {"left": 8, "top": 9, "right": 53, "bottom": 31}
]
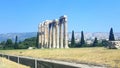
[
  {"left": 44, "top": 21, "right": 49, "bottom": 48},
  {"left": 63, "top": 15, "right": 68, "bottom": 48},
  {"left": 49, "top": 22, "right": 52, "bottom": 48},
  {"left": 105, "top": 41, "right": 120, "bottom": 49},
  {"left": 52, "top": 21, "right": 56, "bottom": 48},
  {"left": 38, "top": 15, "right": 69, "bottom": 49},
  {"left": 41, "top": 23, "right": 44, "bottom": 48},
  {"left": 38, "top": 23, "right": 41, "bottom": 48},
  {"left": 59, "top": 22, "right": 63, "bottom": 48},
  {"left": 55, "top": 19, "right": 59, "bottom": 48}
]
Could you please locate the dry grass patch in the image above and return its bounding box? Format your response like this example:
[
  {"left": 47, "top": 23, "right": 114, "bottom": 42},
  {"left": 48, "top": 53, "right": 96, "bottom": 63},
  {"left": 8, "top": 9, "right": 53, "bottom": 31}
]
[
  {"left": 0, "top": 47, "right": 120, "bottom": 67},
  {"left": 0, "top": 57, "right": 30, "bottom": 68}
]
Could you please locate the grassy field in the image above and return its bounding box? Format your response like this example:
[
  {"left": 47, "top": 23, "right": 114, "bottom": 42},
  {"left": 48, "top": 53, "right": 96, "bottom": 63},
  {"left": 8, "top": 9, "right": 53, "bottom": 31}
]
[
  {"left": 0, "top": 57, "right": 30, "bottom": 68},
  {"left": 0, "top": 47, "right": 120, "bottom": 67}
]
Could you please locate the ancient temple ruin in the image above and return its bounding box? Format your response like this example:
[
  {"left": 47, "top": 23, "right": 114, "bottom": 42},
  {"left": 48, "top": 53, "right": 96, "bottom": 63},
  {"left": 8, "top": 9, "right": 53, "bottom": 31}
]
[{"left": 38, "top": 15, "right": 69, "bottom": 48}]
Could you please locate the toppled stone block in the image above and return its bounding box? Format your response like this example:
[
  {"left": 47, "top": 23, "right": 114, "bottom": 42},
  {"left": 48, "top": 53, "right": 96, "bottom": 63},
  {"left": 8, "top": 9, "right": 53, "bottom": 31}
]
[{"left": 105, "top": 41, "right": 120, "bottom": 49}]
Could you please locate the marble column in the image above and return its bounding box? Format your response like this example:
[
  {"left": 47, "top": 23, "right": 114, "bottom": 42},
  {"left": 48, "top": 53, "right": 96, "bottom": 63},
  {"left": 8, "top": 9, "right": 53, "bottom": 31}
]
[
  {"left": 41, "top": 23, "right": 43, "bottom": 48},
  {"left": 55, "top": 19, "right": 59, "bottom": 48},
  {"left": 43, "top": 22, "right": 46, "bottom": 48},
  {"left": 38, "top": 23, "right": 41, "bottom": 48},
  {"left": 44, "top": 22, "right": 49, "bottom": 48},
  {"left": 45, "top": 21, "right": 49, "bottom": 48},
  {"left": 63, "top": 15, "right": 68, "bottom": 48},
  {"left": 59, "top": 19, "right": 63, "bottom": 48},
  {"left": 52, "top": 22, "right": 56, "bottom": 48},
  {"left": 48, "top": 23, "right": 52, "bottom": 48},
  {"left": 44, "top": 21, "right": 49, "bottom": 48}
]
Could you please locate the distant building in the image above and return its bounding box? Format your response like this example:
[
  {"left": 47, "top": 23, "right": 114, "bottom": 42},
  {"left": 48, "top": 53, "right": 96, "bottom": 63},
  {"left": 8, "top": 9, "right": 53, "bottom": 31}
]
[{"left": 86, "top": 40, "right": 93, "bottom": 44}]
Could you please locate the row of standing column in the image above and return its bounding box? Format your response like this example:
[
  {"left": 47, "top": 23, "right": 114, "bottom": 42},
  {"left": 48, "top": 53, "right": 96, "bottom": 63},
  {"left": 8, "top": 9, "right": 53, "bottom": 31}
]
[
  {"left": 49, "top": 20, "right": 59, "bottom": 48},
  {"left": 38, "top": 15, "right": 68, "bottom": 48}
]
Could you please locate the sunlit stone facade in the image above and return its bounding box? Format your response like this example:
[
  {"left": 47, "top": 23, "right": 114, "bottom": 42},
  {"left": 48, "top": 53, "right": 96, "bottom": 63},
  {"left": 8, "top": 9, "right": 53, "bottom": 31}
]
[{"left": 38, "top": 15, "right": 68, "bottom": 48}]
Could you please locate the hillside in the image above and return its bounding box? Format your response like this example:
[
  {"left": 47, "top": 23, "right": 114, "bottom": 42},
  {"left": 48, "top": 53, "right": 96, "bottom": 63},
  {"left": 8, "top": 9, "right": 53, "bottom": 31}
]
[
  {"left": 0, "top": 32, "right": 37, "bottom": 42},
  {"left": 0, "top": 32, "right": 120, "bottom": 42}
]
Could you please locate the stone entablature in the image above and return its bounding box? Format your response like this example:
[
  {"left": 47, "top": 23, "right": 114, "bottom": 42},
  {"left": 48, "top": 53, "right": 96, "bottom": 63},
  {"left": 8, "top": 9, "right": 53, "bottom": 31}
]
[
  {"left": 106, "top": 41, "right": 120, "bottom": 49},
  {"left": 38, "top": 15, "right": 69, "bottom": 49}
]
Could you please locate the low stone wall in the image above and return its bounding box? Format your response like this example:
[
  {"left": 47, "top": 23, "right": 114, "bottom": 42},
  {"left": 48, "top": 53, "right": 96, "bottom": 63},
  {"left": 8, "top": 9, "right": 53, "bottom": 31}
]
[
  {"left": 0, "top": 53, "right": 105, "bottom": 68},
  {"left": 9, "top": 56, "right": 18, "bottom": 62},
  {"left": 19, "top": 57, "right": 35, "bottom": 68}
]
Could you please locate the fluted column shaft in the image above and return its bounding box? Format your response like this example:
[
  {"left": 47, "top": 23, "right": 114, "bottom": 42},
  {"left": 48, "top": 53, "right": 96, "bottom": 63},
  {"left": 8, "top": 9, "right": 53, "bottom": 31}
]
[
  {"left": 46, "top": 25, "right": 49, "bottom": 48},
  {"left": 52, "top": 23, "right": 56, "bottom": 48},
  {"left": 41, "top": 24, "right": 43, "bottom": 48},
  {"left": 63, "top": 18, "right": 68, "bottom": 48},
  {"left": 44, "top": 24, "right": 46, "bottom": 48},
  {"left": 38, "top": 25, "right": 41, "bottom": 48},
  {"left": 48, "top": 24, "right": 52, "bottom": 48},
  {"left": 55, "top": 21, "right": 59, "bottom": 48},
  {"left": 59, "top": 23, "right": 63, "bottom": 48}
]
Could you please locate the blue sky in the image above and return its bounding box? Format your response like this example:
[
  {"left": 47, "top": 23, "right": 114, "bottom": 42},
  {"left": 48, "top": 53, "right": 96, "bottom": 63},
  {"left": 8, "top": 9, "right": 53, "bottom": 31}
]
[{"left": 0, "top": 0, "right": 120, "bottom": 33}]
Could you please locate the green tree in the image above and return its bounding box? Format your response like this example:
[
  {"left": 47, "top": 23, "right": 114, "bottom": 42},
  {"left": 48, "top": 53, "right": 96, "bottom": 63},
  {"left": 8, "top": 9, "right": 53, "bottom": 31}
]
[
  {"left": 5, "top": 39, "right": 13, "bottom": 49},
  {"left": 80, "top": 31, "right": 85, "bottom": 47},
  {"left": 109, "top": 28, "right": 115, "bottom": 41},
  {"left": 102, "top": 40, "right": 109, "bottom": 47},
  {"left": 92, "top": 37, "right": 98, "bottom": 47},
  {"left": 0, "top": 41, "right": 6, "bottom": 45},
  {"left": 14, "top": 36, "right": 18, "bottom": 49},
  {"left": 36, "top": 32, "right": 40, "bottom": 48},
  {"left": 70, "top": 30, "right": 75, "bottom": 47},
  {"left": 19, "top": 37, "right": 37, "bottom": 49},
  {"left": 0, "top": 41, "right": 6, "bottom": 49}
]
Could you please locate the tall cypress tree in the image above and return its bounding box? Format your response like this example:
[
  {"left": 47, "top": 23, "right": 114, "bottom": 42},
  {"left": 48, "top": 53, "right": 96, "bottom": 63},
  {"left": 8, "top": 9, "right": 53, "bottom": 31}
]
[
  {"left": 80, "top": 31, "right": 85, "bottom": 46},
  {"left": 14, "top": 36, "right": 18, "bottom": 49},
  {"left": 71, "top": 30, "right": 75, "bottom": 47},
  {"left": 92, "top": 37, "right": 98, "bottom": 47},
  {"left": 109, "top": 28, "right": 115, "bottom": 41}
]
